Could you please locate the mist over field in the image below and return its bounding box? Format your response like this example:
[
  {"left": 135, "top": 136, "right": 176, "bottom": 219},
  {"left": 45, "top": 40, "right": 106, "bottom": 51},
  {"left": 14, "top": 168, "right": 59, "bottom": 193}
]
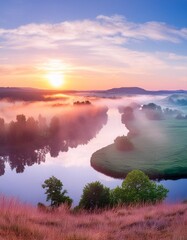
[{"left": 91, "top": 94, "right": 187, "bottom": 180}]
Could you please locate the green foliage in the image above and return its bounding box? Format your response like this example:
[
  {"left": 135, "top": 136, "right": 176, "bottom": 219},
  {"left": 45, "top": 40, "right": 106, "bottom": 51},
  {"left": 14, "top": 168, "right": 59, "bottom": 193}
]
[
  {"left": 111, "top": 170, "right": 168, "bottom": 206},
  {"left": 110, "top": 186, "right": 126, "bottom": 206},
  {"left": 42, "top": 172, "right": 168, "bottom": 210},
  {"left": 79, "top": 181, "right": 110, "bottom": 210},
  {"left": 42, "top": 176, "right": 72, "bottom": 207}
]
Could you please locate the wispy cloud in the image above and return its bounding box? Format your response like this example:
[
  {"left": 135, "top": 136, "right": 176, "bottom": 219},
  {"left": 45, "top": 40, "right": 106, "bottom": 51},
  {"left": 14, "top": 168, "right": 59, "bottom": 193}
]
[
  {"left": 0, "top": 15, "right": 186, "bottom": 89},
  {"left": 0, "top": 15, "right": 187, "bottom": 49}
]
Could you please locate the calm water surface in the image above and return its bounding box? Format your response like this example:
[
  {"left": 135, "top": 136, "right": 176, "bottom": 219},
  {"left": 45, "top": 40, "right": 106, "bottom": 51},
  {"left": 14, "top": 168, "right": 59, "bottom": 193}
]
[{"left": 0, "top": 98, "right": 186, "bottom": 206}]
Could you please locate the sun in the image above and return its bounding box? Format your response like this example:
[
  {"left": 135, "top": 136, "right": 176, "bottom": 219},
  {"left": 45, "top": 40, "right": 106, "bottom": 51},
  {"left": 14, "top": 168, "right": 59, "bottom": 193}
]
[
  {"left": 47, "top": 72, "right": 64, "bottom": 88},
  {"left": 41, "top": 59, "right": 68, "bottom": 88}
]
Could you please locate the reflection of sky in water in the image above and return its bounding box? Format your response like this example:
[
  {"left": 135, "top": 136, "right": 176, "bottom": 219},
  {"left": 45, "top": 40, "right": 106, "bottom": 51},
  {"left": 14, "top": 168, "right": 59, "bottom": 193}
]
[
  {"left": 46, "top": 108, "right": 128, "bottom": 167},
  {"left": 161, "top": 179, "right": 187, "bottom": 203},
  {"left": 0, "top": 108, "right": 126, "bottom": 206},
  {"left": 0, "top": 100, "right": 187, "bottom": 206}
]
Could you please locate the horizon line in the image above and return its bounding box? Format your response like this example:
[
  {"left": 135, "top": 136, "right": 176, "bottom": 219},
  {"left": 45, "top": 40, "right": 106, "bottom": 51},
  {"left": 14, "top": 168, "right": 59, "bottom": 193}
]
[{"left": 0, "top": 86, "right": 187, "bottom": 92}]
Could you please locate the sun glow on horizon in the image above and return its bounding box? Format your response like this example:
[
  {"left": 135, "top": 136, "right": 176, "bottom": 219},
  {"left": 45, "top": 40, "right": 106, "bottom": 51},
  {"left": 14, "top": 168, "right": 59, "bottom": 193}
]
[
  {"left": 41, "top": 59, "right": 67, "bottom": 88},
  {"left": 47, "top": 72, "right": 65, "bottom": 88}
]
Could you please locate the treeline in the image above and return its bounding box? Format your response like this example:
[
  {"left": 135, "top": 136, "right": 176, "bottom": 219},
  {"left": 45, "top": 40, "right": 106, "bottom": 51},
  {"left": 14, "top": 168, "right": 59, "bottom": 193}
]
[
  {"left": 0, "top": 105, "right": 108, "bottom": 175},
  {"left": 40, "top": 170, "right": 168, "bottom": 211},
  {"left": 0, "top": 87, "right": 74, "bottom": 102},
  {"left": 119, "top": 102, "right": 186, "bottom": 138}
]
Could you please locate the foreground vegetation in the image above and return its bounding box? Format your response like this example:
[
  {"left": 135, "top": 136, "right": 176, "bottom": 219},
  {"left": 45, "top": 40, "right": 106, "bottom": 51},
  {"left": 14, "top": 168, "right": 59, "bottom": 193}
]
[
  {"left": 0, "top": 196, "right": 187, "bottom": 240},
  {"left": 42, "top": 170, "right": 168, "bottom": 210}
]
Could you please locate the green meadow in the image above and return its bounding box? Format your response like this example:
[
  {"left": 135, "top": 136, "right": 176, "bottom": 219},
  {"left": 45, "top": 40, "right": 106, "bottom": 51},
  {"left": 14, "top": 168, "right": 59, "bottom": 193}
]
[{"left": 91, "top": 119, "right": 187, "bottom": 180}]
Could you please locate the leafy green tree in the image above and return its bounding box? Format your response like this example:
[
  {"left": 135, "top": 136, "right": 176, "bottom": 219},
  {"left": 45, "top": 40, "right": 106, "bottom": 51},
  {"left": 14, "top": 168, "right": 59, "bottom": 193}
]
[
  {"left": 111, "top": 170, "right": 168, "bottom": 206},
  {"left": 79, "top": 181, "right": 110, "bottom": 210},
  {"left": 110, "top": 186, "right": 126, "bottom": 206},
  {"left": 42, "top": 176, "right": 72, "bottom": 207}
]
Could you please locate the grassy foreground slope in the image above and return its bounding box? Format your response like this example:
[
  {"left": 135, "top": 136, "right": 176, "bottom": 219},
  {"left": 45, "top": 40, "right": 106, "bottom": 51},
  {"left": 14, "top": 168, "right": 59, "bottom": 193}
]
[
  {"left": 0, "top": 197, "right": 187, "bottom": 240},
  {"left": 91, "top": 119, "right": 187, "bottom": 180}
]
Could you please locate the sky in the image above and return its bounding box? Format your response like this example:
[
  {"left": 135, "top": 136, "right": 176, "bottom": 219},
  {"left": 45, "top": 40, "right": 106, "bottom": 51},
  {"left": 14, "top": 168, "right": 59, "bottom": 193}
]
[{"left": 0, "top": 0, "right": 187, "bottom": 90}]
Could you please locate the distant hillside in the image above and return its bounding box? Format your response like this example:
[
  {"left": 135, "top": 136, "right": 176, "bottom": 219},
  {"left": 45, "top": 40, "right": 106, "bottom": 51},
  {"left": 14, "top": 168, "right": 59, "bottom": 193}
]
[
  {"left": 105, "top": 87, "right": 147, "bottom": 94},
  {"left": 82, "top": 87, "right": 187, "bottom": 97},
  {"left": 101, "top": 87, "right": 187, "bottom": 96},
  {"left": 0, "top": 87, "right": 187, "bottom": 101},
  {"left": 0, "top": 87, "right": 76, "bottom": 101}
]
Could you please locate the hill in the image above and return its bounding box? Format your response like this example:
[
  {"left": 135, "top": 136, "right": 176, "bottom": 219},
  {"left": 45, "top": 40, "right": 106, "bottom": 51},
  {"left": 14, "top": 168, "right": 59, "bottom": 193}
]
[
  {"left": 1, "top": 87, "right": 187, "bottom": 101},
  {"left": 93, "top": 87, "right": 187, "bottom": 96},
  {"left": 0, "top": 87, "right": 76, "bottom": 101}
]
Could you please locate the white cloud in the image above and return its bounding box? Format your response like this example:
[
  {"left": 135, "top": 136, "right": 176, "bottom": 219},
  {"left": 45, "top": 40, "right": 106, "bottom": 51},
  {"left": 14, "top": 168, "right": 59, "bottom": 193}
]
[
  {"left": 0, "top": 15, "right": 187, "bottom": 50},
  {"left": 167, "top": 53, "right": 187, "bottom": 61},
  {"left": 0, "top": 15, "right": 186, "bottom": 88}
]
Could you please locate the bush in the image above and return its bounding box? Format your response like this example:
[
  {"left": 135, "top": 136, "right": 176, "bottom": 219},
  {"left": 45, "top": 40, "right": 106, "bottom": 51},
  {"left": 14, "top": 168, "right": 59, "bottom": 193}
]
[
  {"left": 114, "top": 136, "right": 134, "bottom": 151},
  {"left": 111, "top": 170, "right": 168, "bottom": 206},
  {"left": 79, "top": 181, "right": 110, "bottom": 210}
]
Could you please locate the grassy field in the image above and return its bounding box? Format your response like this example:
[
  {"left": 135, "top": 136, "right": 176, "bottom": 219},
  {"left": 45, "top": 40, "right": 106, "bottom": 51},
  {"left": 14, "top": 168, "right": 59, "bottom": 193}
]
[
  {"left": 0, "top": 196, "right": 187, "bottom": 240},
  {"left": 91, "top": 119, "right": 187, "bottom": 180}
]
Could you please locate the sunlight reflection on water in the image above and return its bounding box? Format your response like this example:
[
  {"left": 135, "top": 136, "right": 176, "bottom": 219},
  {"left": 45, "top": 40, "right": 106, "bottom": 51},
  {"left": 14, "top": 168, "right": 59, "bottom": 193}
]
[
  {"left": 0, "top": 107, "right": 126, "bottom": 206},
  {"left": 46, "top": 108, "right": 128, "bottom": 167}
]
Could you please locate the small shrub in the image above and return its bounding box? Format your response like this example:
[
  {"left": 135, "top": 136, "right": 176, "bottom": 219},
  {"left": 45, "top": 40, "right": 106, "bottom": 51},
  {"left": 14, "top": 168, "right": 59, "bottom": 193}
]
[{"left": 114, "top": 136, "right": 134, "bottom": 151}]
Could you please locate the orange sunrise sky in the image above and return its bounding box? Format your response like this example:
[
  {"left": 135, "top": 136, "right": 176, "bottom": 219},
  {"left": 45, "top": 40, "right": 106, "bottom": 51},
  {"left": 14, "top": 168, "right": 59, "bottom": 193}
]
[{"left": 0, "top": 1, "right": 187, "bottom": 90}]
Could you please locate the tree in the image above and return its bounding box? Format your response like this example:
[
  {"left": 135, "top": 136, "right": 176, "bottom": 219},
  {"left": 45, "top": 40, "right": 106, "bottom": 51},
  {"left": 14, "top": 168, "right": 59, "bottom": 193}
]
[
  {"left": 142, "top": 103, "right": 164, "bottom": 120},
  {"left": 0, "top": 118, "right": 6, "bottom": 144},
  {"left": 111, "top": 170, "right": 168, "bottom": 206},
  {"left": 110, "top": 186, "right": 126, "bottom": 206},
  {"left": 16, "top": 114, "right": 26, "bottom": 125},
  {"left": 114, "top": 136, "right": 134, "bottom": 151},
  {"left": 42, "top": 176, "right": 72, "bottom": 207},
  {"left": 79, "top": 181, "right": 110, "bottom": 210}
]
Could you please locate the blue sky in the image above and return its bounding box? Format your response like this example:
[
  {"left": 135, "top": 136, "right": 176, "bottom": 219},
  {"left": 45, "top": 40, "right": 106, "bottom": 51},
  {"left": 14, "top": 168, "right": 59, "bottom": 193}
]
[
  {"left": 0, "top": 0, "right": 187, "bottom": 90},
  {"left": 1, "top": 0, "right": 187, "bottom": 28}
]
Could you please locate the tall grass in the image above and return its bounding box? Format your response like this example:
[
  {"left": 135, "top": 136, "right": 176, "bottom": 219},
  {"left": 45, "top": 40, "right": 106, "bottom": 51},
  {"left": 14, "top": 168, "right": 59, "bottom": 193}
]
[{"left": 0, "top": 195, "right": 187, "bottom": 240}]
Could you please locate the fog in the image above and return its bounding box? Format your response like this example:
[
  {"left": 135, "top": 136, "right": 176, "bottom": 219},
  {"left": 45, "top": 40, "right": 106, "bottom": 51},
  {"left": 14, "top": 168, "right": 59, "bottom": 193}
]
[
  {"left": 0, "top": 102, "right": 108, "bottom": 175},
  {"left": 0, "top": 93, "right": 187, "bottom": 205},
  {"left": 0, "top": 94, "right": 172, "bottom": 169}
]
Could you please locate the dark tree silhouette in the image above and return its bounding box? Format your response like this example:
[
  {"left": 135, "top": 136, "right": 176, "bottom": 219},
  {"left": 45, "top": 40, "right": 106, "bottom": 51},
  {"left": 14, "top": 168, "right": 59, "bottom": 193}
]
[
  {"left": 142, "top": 103, "right": 164, "bottom": 120},
  {"left": 79, "top": 181, "right": 110, "bottom": 210},
  {"left": 114, "top": 136, "right": 134, "bottom": 151}
]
